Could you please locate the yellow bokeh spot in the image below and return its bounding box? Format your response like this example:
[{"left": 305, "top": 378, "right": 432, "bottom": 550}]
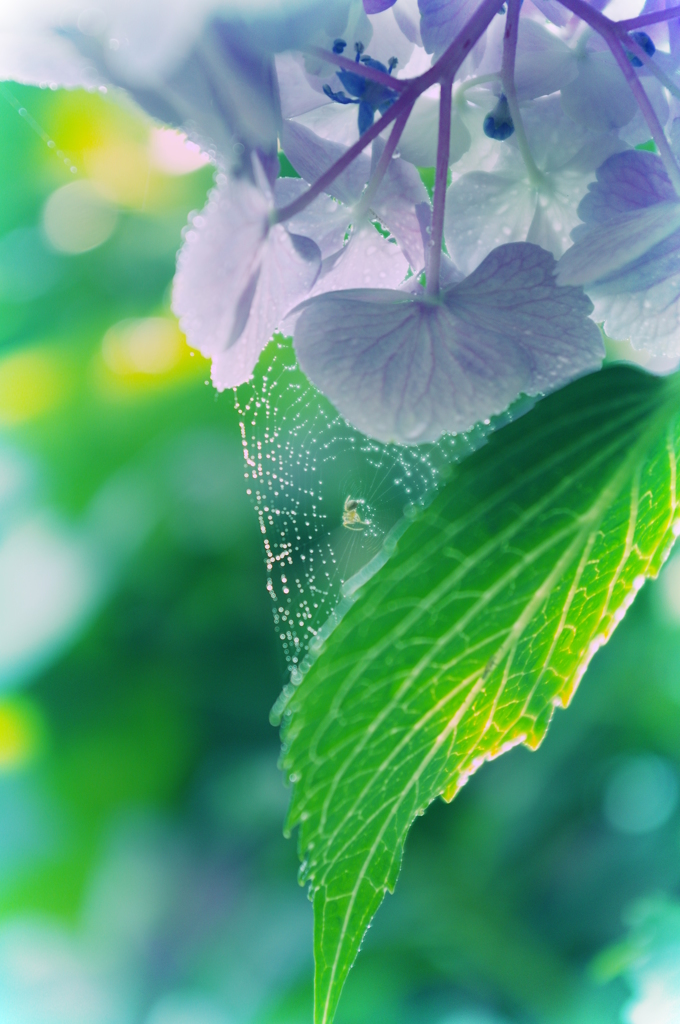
[
  {"left": 84, "top": 139, "right": 153, "bottom": 209},
  {"left": 0, "top": 699, "right": 43, "bottom": 771},
  {"left": 46, "top": 89, "right": 147, "bottom": 163},
  {"left": 0, "top": 346, "right": 70, "bottom": 425},
  {"left": 102, "top": 317, "right": 185, "bottom": 377},
  {"left": 95, "top": 316, "right": 207, "bottom": 398}
]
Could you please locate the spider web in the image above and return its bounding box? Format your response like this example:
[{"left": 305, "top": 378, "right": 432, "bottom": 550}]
[{"left": 234, "top": 336, "right": 528, "bottom": 686}]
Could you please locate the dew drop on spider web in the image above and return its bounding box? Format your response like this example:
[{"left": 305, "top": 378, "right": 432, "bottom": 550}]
[{"left": 233, "top": 336, "right": 529, "bottom": 685}]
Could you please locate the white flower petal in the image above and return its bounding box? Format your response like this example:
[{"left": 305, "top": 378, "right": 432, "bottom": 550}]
[
  {"left": 310, "top": 224, "right": 409, "bottom": 293},
  {"left": 366, "top": 6, "right": 415, "bottom": 67},
  {"left": 294, "top": 242, "right": 602, "bottom": 443},
  {"left": 519, "top": 95, "right": 595, "bottom": 173},
  {"left": 561, "top": 51, "right": 637, "bottom": 132},
  {"left": 446, "top": 99, "right": 622, "bottom": 271},
  {"left": 291, "top": 101, "right": 361, "bottom": 146},
  {"left": 514, "top": 19, "right": 579, "bottom": 100},
  {"left": 275, "top": 51, "right": 330, "bottom": 119},
  {"left": 0, "top": 30, "right": 99, "bottom": 88},
  {"left": 444, "top": 172, "right": 537, "bottom": 274},
  {"left": 397, "top": 94, "right": 472, "bottom": 167},
  {"left": 474, "top": 17, "right": 578, "bottom": 101},
  {"left": 590, "top": 278, "right": 680, "bottom": 354}
]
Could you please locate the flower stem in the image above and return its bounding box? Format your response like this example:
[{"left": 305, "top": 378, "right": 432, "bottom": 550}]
[
  {"left": 272, "top": 91, "right": 417, "bottom": 224},
  {"left": 273, "top": 0, "right": 504, "bottom": 226},
  {"left": 501, "top": 0, "right": 543, "bottom": 187},
  {"left": 618, "top": 6, "right": 680, "bottom": 31},
  {"left": 426, "top": 76, "right": 453, "bottom": 296},
  {"left": 621, "top": 32, "right": 680, "bottom": 102},
  {"left": 352, "top": 104, "right": 414, "bottom": 223}
]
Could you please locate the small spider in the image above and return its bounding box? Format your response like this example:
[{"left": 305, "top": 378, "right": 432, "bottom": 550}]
[{"left": 342, "top": 496, "right": 370, "bottom": 531}]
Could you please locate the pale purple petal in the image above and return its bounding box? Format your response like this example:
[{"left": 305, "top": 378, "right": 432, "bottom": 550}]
[
  {"left": 294, "top": 242, "right": 602, "bottom": 444},
  {"left": 281, "top": 120, "right": 370, "bottom": 204},
  {"left": 156, "top": 24, "right": 281, "bottom": 163},
  {"left": 3, "top": 1, "right": 347, "bottom": 169},
  {"left": 173, "top": 173, "right": 320, "bottom": 388},
  {"left": 529, "top": 0, "right": 570, "bottom": 27},
  {"left": 211, "top": 223, "right": 321, "bottom": 387},
  {"left": 370, "top": 140, "right": 431, "bottom": 271},
  {"left": 575, "top": 150, "right": 676, "bottom": 225},
  {"left": 557, "top": 202, "right": 680, "bottom": 286},
  {"left": 281, "top": 123, "right": 430, "bottom": 270},
  {"left": 274, "top": 178, "right": 350, "bottom": 258},
  {"left": 557, "top": 152, "right": 680, "bottom": 285},
  {"left": 364, "top": 0, "right": 398, "bottom": 12},
  {"left": 173, "top": 175, "right": 270, "bottom": 357},
  {"left": 450, "top": 241, "right": 602, "bottom": 393},
  {"left": 393, "top": 0, "right": 423, "bottom": 45},
  {"left": 556, "top": 151, "right": 680, "bottom": 353},
  {"left": 297, "top": 288, "right": 527, "bottom": 443},
  {"left": 419, "top": 0, "right": 488, "bottom": 58}
]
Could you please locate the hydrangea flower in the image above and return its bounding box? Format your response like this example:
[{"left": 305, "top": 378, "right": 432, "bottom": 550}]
[
  {"left": 6, "top": 0, "right": 680, "bottom": 442},
  {"left": 557, "top": 148, "right": 680, "bottom": 353}
]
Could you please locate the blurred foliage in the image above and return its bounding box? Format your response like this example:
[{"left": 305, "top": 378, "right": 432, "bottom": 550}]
[{"left": 1, "top": 83, "right": 680, "bottom": 1024}]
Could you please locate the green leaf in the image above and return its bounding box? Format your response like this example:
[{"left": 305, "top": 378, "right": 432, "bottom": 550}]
[{"left": 277, "top": 365, "right": 680, "bottom": 1024}]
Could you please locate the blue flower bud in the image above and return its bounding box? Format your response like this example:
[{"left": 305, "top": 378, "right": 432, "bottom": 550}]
[
  {"left": 483, "top": 95, "right": 515, "bottom": 141},
  {"left": 626, "top": 31, "right": 655, "bottom": 67}
]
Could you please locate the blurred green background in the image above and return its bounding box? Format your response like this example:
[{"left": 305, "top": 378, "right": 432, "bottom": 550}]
[{"left": 1, "top": 82, "right": 680, "bottom": 1024}]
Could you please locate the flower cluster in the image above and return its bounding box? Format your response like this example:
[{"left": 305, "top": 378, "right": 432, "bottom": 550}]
[{"left": 6, "top": 0, "right": 680, "bottom": 443}]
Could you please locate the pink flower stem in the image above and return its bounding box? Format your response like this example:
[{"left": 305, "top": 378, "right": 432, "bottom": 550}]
[
  {"left": 557, "top": 0, "right": 680, "bottom": 195},
  {"left": 426, "top": 75, "right": 453, "bottom": 295},
  {"left": 353, "top": 103, "right": 414, "bottom": 222},
  {"left": 621, "top": 33, "right": 680, "bottom": 101},
  {"left": 617, "top": 6, "right": 680, "bottom": 30},
  {"left": 272, "top": 89, "right": 418, "bottom": 224},
  {"left": 306, "top": 45, "right": 410, "bottom": 92},
  {"left": 274, "top": 0, "right": 504, "bottom": 226},
  {"left": 501, "top": 0, "right": 543, "bottom": 185}
]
